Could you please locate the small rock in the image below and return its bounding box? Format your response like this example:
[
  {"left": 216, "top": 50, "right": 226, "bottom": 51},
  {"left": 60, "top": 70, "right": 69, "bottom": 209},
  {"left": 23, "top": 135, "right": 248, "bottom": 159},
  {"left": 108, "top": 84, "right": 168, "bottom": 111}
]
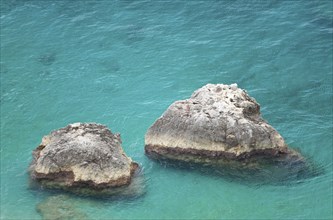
[{"left": 29, "top": 123, "right": 139, "bottom": 191}]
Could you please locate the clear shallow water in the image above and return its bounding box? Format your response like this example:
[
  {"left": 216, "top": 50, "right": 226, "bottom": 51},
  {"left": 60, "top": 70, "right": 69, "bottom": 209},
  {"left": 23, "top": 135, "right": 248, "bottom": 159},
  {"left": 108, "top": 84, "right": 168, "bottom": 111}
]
[{"left": 0, "top": 0, "right": 332, "bottom": 219}]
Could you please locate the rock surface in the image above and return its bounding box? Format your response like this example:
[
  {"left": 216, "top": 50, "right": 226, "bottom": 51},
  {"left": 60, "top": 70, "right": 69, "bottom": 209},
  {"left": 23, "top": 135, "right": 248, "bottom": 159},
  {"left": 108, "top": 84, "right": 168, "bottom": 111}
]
[
  {"left": 30, "top": 123, "right": 138, "bottom": 190},
  {"left": 145, "top": 84, "right": 305, "bottom": 169}
]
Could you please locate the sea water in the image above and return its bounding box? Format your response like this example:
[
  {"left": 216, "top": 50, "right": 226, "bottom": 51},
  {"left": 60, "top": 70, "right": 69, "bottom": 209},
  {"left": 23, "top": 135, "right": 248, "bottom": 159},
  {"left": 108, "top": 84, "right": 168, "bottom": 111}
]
[{"left": 0, "top": 0, "right": 332, "bottom": 219}]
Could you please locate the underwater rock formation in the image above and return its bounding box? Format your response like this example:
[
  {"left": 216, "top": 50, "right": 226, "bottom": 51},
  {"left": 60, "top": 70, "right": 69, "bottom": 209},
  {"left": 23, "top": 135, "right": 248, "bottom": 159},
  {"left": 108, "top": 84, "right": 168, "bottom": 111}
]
[
  {"left": 36, "top": 195, "right": 88, "bottom": 220},
  {"left": 37, "top": 52, "right": 56, "bottom": 66},
  {"left": 145, "top": 84, "right": 308, "bottom": 178},
  {"left": 30, "top": 123, "right": 139, "bottom": 191}
]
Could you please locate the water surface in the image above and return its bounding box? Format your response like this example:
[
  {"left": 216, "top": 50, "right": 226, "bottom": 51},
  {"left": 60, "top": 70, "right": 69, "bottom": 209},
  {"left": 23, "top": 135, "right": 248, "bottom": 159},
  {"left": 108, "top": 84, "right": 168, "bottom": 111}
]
[{"left": 1, "top": 0, "right": 332, "bottom": 219}]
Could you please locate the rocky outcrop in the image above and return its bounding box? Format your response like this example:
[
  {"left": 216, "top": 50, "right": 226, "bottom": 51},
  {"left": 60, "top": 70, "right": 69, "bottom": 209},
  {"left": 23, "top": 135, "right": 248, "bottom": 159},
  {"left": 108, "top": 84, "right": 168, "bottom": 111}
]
[
  {"left": 30, "top": 123, "right": 138, "bottom": 190},
  {"left": 145, "top": 84, "right": 306, "bottom": 173}
]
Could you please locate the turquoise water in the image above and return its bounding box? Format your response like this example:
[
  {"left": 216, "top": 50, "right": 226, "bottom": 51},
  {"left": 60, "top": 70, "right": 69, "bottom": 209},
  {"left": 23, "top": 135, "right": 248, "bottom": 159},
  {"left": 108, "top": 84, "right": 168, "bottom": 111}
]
[{"left": 1, "top": 0, "right": 332, "bottom": 219}]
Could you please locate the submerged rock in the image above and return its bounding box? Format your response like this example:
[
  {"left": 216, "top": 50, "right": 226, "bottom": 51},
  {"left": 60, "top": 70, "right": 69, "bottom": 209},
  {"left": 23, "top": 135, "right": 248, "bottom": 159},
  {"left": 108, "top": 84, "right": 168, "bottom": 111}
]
[
  {"left": 36, "top": 195, "right": 88, "bottom": 220},
  {"left": 145, "top": 84, "right": 310, "bottom": 180},
  {"left": 30, "top": 123, "right": 139, "bottom": 192},
  {"left": 37, "top": 52, "right": 56, "bottom": 66}
]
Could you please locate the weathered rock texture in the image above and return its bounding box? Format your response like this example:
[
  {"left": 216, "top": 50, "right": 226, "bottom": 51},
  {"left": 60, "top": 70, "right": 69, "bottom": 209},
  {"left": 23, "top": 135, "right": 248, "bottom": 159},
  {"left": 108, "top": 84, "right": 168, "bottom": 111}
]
[
  {"left": 145, "top": 84, "right": 304, "bottom": 168},
  {"left": 30, "top": 123, "right": 138, "bottom": 190}
]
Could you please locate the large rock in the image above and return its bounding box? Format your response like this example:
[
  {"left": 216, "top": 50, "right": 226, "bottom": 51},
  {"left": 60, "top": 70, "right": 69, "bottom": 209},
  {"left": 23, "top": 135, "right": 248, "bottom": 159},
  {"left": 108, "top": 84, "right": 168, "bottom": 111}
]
[
  {"left": 145, "top": 84, "right": 307, "bottom": 178},
  {"left": 30, "top": 123, "right": 138, "bottom": 190}
]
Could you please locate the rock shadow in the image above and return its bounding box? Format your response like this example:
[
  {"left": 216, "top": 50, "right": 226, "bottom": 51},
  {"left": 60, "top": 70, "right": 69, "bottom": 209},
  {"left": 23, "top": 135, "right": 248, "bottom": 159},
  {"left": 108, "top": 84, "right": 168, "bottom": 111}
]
[{"left": 146, "top": 153, "right": 324, "bottom": 186}]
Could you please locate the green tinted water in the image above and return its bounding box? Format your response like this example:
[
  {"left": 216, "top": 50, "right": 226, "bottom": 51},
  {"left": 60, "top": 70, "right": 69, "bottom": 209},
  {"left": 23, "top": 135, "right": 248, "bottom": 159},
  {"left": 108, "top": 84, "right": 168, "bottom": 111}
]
[{"left": 1, "top": 1, "right": 332, "bottom": 219}]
